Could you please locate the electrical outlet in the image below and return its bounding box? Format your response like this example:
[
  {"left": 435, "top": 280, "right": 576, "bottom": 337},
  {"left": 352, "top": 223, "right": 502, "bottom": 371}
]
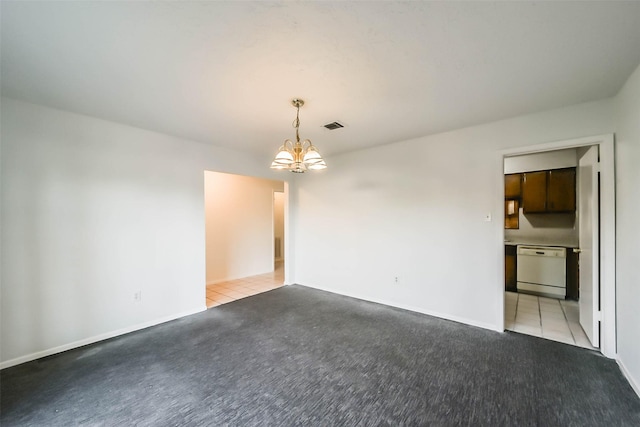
[
  {"left": 395, "top": 276, "right": 399, "bottom": 283},
  {"left": 134, "top": 291, "right": 142, "bottom": 303}
]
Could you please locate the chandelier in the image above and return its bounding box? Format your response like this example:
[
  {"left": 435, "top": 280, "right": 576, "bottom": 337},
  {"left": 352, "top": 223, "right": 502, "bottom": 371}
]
[{"left": 270, "top": 99, "right": 327, "bottom": 173}]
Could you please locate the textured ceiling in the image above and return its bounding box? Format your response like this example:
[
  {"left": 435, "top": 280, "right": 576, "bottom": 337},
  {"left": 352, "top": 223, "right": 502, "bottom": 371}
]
[{"left": 2, "top": 1, "right": 640, "bottom": 160}]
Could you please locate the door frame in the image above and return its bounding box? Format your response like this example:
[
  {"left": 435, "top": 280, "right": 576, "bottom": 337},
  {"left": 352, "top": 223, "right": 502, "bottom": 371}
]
[{"left": 497, "top": 134, "right": 616, "bottom": 358}]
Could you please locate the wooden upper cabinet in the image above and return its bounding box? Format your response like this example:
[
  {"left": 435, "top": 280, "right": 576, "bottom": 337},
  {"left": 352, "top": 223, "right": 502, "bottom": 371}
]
[
  {"left": 522, "top": 171, "right": 548, "bottom": 213},
  {"left": 522, "top": 168, "right": 576, "bottom": 213},
  {"left": 547, "top": 168, "right": 576, "bottom": 212},
  {"left": 504, "top": 174, "right": 522, "bottom": 198}
]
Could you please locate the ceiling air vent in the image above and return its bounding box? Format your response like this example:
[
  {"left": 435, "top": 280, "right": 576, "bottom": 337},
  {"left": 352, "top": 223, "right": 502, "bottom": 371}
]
[{"left": 323, "top": 121, "right": 344, "bottom": 130}]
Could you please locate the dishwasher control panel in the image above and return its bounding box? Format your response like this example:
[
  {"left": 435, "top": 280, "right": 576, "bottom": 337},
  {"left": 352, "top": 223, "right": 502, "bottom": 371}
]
[{"left": 517, "top": 246, "right": 566, "bottom": 257}]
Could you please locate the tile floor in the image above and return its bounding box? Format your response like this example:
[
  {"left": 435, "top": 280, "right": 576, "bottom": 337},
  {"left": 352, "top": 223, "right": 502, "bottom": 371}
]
[
  {"left": 505, "top": 291, "right": 596, "bottom": 349},
  {"left": 206, "top": 262, "right": 284, "bottom": 308}
]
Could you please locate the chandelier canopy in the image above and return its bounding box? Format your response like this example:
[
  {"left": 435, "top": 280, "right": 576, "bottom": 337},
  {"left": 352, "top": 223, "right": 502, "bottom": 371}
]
[{"left": 270, "top": 99, "right": 327, "bottom": 173}]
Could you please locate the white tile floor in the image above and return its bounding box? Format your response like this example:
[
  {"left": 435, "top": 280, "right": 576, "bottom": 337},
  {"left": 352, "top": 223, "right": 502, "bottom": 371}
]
[
  {"left": 505, "top": 291, "right": 596, "bottom": 349},
  {"left": 205, "top": 261, "right": 284, "bottom": 308}
]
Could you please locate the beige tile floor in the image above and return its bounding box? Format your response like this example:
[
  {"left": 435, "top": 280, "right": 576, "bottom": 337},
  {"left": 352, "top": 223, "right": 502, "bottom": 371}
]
[
  {"left": 505, "top": 291, "right": 596, "bottom": 349},
  {"left": 206, "top": 262, "right": 284, "bottom": 308}
]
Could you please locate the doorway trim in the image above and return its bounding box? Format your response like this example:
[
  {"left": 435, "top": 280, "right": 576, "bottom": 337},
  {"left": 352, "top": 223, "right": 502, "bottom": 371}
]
[{"left": 497, "top": 134, "right": 616, "bottom": 358}]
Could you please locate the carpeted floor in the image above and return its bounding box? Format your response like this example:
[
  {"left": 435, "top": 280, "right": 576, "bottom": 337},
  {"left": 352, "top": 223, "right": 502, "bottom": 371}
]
[{"left": 2, "top": 285, "right": 639, "bottom": 426}]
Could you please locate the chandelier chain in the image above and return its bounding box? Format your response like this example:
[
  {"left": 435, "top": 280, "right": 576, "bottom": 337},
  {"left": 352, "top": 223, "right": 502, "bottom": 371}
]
[{"left": 293, "top": 104, "right": 300, "bottom": 142}]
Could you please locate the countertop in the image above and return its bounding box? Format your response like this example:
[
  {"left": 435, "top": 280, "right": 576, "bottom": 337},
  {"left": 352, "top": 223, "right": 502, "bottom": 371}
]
[{"left": 504, "top": 240, "right": 579, "bottom": 248}]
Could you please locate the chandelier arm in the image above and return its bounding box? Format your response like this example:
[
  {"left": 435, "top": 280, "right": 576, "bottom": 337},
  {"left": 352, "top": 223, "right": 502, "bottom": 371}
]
[{"left": 271, "top": 98, "right": 327, "bottom": 173}]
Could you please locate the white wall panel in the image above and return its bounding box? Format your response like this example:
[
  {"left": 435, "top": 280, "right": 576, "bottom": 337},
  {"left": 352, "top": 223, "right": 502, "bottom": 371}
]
[
  {"left": 613, "top": 63, "right": 640, "bottom": 396},
  {"left": 293, "top": 99, "right": 614, "bottom": 330},
  {"left": 0, "top": 98, "right": 290, "bottom": 366}
]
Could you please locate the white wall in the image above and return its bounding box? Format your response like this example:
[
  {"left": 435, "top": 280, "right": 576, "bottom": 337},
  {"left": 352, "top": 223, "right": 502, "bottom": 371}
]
[
  {"left": 204, "top": 172, "right": 283, "bottom": 284},
  {"left": 505, "top": 211, "right": 577, "bottom": 247},
  {"left": 0, "top": 98, "right": 290, "bottom": 367},
  {"left": 292, "top": 98, "right": 614, "bottom": 330},
  {"left": 274, "top": 191, "right": 285, "bottom": 261},
  {"left": 613, "top": 63, "right": 640, "bottom": 395}
]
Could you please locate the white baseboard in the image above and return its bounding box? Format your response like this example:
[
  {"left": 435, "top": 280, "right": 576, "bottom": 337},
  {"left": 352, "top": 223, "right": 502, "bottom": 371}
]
[
  {"left": 0, "top": 305, "right": 207, "bottom": 370},
  {"left": 617, "top": 357, "right": 640, "bottom": 399},
  {"left": 298, "top": 283, "right": 497, "bottom": 332}
]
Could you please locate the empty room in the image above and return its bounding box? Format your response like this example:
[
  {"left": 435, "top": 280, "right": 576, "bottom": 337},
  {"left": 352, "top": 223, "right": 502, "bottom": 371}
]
[{"left": 2, "top": 1, "right": 640, "bottom": 425}]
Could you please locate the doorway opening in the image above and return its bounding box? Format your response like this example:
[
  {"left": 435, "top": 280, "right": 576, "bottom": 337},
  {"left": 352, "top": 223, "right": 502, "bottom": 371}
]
[
  {"left": 203, "top": 171, "right": 288, "bottom": 308},
  {"left": 499, "top": 134, "right": 616, "bottom": 358}
]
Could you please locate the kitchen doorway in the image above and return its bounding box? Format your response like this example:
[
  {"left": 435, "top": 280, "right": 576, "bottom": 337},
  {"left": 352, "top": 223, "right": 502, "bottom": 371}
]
[{"left": 498, "top": 134, "right": 616, "bottom": 358}]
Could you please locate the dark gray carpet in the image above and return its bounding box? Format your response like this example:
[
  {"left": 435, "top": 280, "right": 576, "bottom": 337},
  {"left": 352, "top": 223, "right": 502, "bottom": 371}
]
[{"left": 2, "top": 285, "right": 639, "bottom": 426}]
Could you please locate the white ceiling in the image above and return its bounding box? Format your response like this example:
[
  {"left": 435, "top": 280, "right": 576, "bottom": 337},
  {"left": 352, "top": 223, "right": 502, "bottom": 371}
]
[{"left": 3, "top": 1, "right": 640, "bottom": 159}]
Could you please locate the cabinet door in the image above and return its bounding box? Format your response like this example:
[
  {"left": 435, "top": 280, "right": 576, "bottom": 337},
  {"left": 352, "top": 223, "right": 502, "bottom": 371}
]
[
  {"left": 547, "top": 168, "right": 576, "bottom": 212},
  {"left": 504, "top": 173, "right": 522, "bottom": 198},
  {"left": 566, "top": 249, "right": 579, "bottom": 300},
  {"left": 522, "top": 171, "right": 547, "bottom": 213},
  {"left": 505, "top": 245, "right": 517, "bottom": 292}
]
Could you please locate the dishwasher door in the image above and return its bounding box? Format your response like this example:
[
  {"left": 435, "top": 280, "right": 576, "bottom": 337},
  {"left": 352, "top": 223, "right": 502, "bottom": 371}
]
[{"left": 516, "top": 246, "right": 566, "bottom": 298}]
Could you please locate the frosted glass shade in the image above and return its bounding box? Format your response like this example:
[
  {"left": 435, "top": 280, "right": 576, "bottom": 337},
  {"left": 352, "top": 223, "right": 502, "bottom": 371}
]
[
  {"left": 303, "top": 145, "right": 323, "bottom": 164},
  {"left": 308, "top": 160, "right": 327, "bottom": 170},
  {"left": 270, "top": 161, "right": 288, "bottom": 169},
  {"left": 274, "top": 148, "right": 294, "bottom": 164}
]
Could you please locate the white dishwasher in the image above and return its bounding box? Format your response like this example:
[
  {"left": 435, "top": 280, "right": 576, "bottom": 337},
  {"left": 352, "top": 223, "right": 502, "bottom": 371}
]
[{"left": 516, "top": 245, "right": 566, "bottom": 299}]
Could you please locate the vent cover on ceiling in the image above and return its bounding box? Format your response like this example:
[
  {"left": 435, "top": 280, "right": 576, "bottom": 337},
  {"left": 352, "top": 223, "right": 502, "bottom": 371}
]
[{"left": 323, "top": 121, "right": 344, "bottom": 130}]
